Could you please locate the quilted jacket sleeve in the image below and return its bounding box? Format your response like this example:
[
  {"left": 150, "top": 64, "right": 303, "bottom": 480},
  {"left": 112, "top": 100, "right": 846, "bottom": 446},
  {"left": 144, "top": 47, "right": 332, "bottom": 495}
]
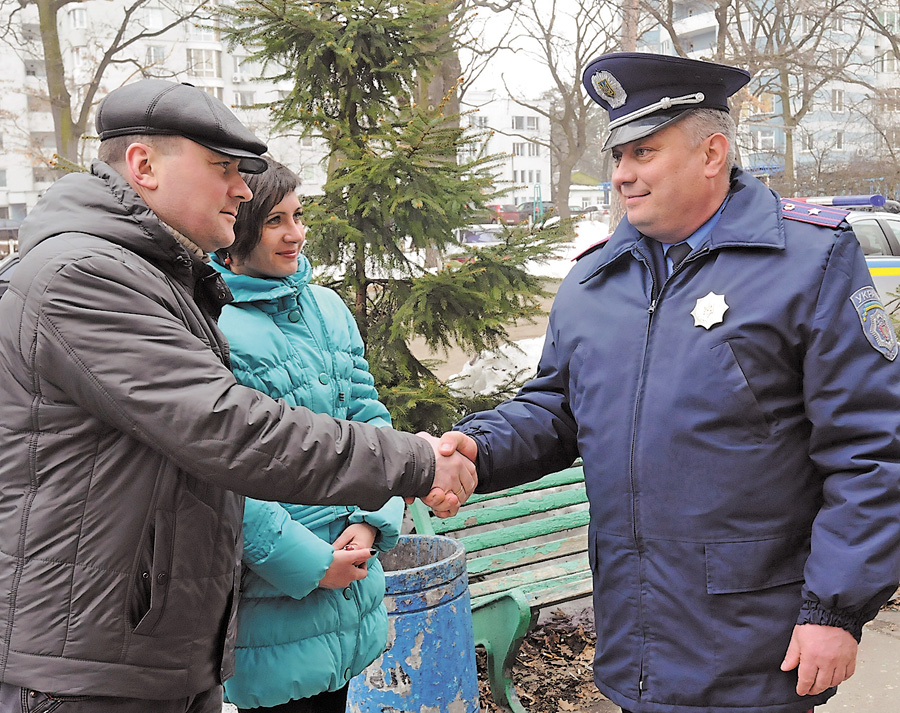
[
  {"left": 241, "top": 498, "right": 334, "bottom": 600},
  {"left": 31, "top": 245, "right": 435, "bottom": 511}
]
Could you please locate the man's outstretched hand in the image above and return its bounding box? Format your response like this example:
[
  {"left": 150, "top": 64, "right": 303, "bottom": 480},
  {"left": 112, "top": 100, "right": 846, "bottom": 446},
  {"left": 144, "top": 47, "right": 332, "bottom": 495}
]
[{"left": 408, "top": 431, "right": 479, "bottom": 518}]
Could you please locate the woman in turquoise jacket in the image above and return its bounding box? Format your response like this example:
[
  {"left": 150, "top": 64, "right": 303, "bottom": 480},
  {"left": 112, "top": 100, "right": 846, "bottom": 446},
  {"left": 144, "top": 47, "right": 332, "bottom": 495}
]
[{"left": 212, "top": 157, "right": 404, "bottom": 713}]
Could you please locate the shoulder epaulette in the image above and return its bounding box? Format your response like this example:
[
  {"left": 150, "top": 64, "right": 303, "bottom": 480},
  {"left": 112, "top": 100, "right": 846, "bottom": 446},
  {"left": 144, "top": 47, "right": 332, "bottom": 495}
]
[
  {"left": 574, "top": 236, "right": 611, "bottom": 261},
  {"left": 781, "top": 199, "right": 848, "bottom": 228}
]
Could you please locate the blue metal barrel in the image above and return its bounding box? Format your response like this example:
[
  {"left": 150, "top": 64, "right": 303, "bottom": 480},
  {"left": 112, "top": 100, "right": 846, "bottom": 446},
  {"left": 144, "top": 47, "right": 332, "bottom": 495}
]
[{"left": 347, "top": 534, "right": 480, "bottom": 712}]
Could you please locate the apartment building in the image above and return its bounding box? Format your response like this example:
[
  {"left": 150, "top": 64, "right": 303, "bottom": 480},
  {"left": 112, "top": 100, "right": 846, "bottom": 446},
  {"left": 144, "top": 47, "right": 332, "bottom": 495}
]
[{"left": 640, "top": 2, "right": 900, "bottom": 191}]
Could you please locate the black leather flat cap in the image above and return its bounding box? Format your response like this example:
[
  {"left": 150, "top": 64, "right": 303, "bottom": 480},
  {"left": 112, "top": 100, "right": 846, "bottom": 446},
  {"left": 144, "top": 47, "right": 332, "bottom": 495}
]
[{"left": 96, "top": 80, "right": 268, "bottom": 173}]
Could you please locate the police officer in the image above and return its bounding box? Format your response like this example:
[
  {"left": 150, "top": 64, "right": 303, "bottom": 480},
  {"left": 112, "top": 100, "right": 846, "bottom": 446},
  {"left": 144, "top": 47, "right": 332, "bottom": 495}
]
[{"left": 440, "top": 52, "right": 900, "bottom": 713}]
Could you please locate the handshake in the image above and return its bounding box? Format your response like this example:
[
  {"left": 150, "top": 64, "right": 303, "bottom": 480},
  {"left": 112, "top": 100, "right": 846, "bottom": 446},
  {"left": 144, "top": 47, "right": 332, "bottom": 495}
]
[{"left": 408, "top": 431, "right": 479, "bottom": 518}]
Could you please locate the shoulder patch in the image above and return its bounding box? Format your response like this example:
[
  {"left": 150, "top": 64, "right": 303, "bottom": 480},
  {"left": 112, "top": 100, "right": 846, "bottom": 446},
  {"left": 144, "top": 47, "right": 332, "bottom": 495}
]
[
  {"left": 575, "top": 236, "right": 611, "bottom": 261},
  {"left": 781, "top": 199, "right": 848, "bottom": 228},
  {"left": 850, "top": 286, "right": 898, "bottom": 361}
]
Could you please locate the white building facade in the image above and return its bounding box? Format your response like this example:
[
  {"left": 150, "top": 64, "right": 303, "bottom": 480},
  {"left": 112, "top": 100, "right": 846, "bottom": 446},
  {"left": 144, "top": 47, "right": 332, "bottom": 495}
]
[
  {"left": 460, "top": 90, "right": 553, "bottom": 209},
  {"left": 0, "top": 0, "right": 330, "bottom": 223}
]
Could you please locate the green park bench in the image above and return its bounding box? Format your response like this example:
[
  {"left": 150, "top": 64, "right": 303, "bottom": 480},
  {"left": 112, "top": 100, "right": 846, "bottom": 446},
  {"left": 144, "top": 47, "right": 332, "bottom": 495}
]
[{"left": 408, "top": 463, "right": 592, "bottom": 713}]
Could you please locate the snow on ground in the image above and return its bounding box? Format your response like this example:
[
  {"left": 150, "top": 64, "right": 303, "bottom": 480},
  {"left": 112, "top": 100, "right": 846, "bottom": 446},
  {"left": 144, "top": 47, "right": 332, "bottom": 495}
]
[
  {"left": 526, "top": 216, "right": 610, "bottom": 279},
  {"left": 449, "top": 217, "right": 609, "bottom": 395}
]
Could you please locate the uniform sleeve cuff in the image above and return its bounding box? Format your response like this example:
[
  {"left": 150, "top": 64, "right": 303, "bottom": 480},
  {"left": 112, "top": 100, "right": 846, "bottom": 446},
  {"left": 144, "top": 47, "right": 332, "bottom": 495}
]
[{"left": 797, "top": 600, "right": 865, "bottom": 642}]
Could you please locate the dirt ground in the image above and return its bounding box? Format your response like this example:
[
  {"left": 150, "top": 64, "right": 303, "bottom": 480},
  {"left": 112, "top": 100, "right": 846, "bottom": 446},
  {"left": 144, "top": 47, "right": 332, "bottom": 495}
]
[{"left": 475, "top": 607, "right": 619, "bottom": 713}]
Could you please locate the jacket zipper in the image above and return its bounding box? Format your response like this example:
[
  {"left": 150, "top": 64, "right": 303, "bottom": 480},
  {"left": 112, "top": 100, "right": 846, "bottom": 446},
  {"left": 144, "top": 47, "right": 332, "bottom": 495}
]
[{"left": 630, "top": 244, "right": 661, "bottom": 701}]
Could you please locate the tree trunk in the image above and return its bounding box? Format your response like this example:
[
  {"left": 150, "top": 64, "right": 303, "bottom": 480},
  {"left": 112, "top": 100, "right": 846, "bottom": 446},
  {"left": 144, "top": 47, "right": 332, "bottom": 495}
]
[{"left": 36, "top": 0, "right": 76, "bottom": 163}]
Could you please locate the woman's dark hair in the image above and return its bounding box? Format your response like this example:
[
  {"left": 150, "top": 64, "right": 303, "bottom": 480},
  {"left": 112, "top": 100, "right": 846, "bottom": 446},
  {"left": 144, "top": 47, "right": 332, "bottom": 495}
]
[{"left": 218, "top": 156, "right": 300, "bottom": 262}]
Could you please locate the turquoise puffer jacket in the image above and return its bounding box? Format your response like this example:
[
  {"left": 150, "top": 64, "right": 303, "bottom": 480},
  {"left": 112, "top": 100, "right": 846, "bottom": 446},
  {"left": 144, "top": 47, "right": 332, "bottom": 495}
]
[{"left": 212, "top": 256, "right": 404, "bottom": 709}]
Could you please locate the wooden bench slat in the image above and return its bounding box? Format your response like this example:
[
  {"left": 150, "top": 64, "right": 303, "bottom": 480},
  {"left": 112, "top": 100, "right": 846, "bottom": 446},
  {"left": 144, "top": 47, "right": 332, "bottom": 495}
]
[
  {"left": 428, "top": 486, "right": 588, "bottom": 535},
  {"left": 466, "top": 534, "right": 587, "bottom": 577},
  {"left": 457, "top": 508, "right": 590, "bottom": 554},
  {"left": 464, "top": 466, "right": 585, "bottom": 505},
  {"left": 469, "top": 555, "right": 589, "bottom": 599}
]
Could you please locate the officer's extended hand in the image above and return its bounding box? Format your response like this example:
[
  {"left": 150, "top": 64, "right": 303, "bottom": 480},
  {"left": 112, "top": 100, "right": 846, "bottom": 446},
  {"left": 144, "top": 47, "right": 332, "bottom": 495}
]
[
  {"left": 780, "top": 623, "right": 858, "bottom": 696},
  {"left": 407, "top": 432, "right": 477, "bottom": 518}
]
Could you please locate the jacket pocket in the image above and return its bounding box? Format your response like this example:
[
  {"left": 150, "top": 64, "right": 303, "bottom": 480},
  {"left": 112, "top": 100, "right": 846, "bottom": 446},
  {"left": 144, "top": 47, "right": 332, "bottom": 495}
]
[
  {"left": 708, "top": 340, "right": 771, "bottom": 443},
  {"left": 705, "top": 532, "right": 809, "bottom": 594},
  {"left": 132, "top": 509, "right": 175, "bottom": 636}
]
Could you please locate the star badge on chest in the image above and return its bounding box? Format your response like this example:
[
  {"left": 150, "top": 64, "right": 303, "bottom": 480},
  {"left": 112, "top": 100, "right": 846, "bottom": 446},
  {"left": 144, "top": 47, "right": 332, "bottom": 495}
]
[{"left": 691, "top": 291, "right": 729, "bottom": 329}]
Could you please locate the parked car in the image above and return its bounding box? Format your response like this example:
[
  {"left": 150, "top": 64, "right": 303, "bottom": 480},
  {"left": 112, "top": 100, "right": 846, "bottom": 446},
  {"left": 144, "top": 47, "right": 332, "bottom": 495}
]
[
  {"left": 483, "top": 203, "right": 520, "bottom": 224},
  {"left": 516, "top": 201, "right": 556, "bottom": 223},
  {"left": 794, "top": 195, "right": 900, "bottom": 305},
  {"left": 0, "top": 251, "right": 19, "bottom": 298}
]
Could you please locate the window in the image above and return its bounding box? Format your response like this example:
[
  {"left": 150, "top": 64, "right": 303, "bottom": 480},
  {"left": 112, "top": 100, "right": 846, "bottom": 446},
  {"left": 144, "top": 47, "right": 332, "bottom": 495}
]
[
  {"left": 850, "top": 220, "right": 890, "bottom": 255},
  {"left": 749, "top": 92, "right": 774, "bottom": 115},
  {"left": 526, "top": 116, "right": 539, "bottom": 131},
  {"left": 528, "top": 170, "right": 534, "bottom": 183},
  {"left": 24, "top": 60, "right": 46, "bottom": 78},
  {"left": 528, "top": 143, "right": 540, "bottom": 157},
  {"left": 877, "top": 51, "right": 898, "bottom": 74},
  {"left": 835, "top": 131, "right": 844, "bottom": 150},
  {"left": 187, "top": 48, "right": 222, "bottom": 78},
  {"left": 877, "top": 88, "right": 900, "bottom": 112},
  {"left": 831, "top": 15, "right": 843, "bottom": 31},
  {"left": 71, "top": 46, "right": 88, "bottom": 71},
  {"left": 0, "top": 170, "right": 5, "bottom": 188},
  {"left": 474, "top": 115, "right": 488, "bottom": 129},
  {"left": 512, "top": 116, "right": 525, "bottom": 130},
  {"left": 301, "top": 136, "right": 314, "bottom": 147},
  {"left": 144, "top": 6, "right": 164, "bottom": 30},
  {"left": 188, "top": 20, "right": 218, "bottom": 42},
  {"left": 536, "top": 170, "right": 541, "bottom": 183},
  {"left": 831, "top": 89, "right": 844, "bottom": 112},
  {"left": 879, "top": 11, "right": 900, "bottom": 32},
  {"left": 69, "top": 7, "right": 87, "bottom": 30},
  {"left": 200, "top": 86, "right": 224, "bottom": 100},
  {"left": 301, "top": 166, "right": 317, "bottom": 183},
  {"left": 233, "top": 91, "right": 255, "bottom": 108},
  {"left": 805, "top": 132, "right": 814, "bottom": 152},
  {"left": 146, "top": 45, "right": 166, "bottom": 66},
  {"left": 512, "top": 142, "right": 526, "bottom": 156},
  {"left": 753, "top": 129, "right": 775, "bottom": 151},
  {"left": 233, "top": 56, "right": 261, "bottom": 82},
  {"left": 21, "top": 23, "right": 39, "bottom": 42}
]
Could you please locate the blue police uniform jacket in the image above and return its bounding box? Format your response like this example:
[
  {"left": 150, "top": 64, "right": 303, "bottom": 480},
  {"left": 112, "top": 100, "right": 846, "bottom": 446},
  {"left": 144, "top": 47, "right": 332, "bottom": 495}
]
[
  {"left": 455, "top": 168, "right": 900, "bottom": 713},
  {"left": 211, "top": 256, "right": 404, "bottom": 709}
]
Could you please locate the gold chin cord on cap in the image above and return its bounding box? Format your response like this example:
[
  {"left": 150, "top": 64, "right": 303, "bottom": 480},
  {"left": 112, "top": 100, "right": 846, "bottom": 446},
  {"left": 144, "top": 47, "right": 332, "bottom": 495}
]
[{"left": 607, "top": 92, "right": 706, "bottom": 131}]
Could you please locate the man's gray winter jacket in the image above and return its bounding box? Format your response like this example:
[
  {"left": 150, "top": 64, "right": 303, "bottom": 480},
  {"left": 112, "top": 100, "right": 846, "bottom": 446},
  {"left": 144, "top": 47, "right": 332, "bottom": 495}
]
[{"left": 0, "top": 162, "right": 434, "bottom": 699}]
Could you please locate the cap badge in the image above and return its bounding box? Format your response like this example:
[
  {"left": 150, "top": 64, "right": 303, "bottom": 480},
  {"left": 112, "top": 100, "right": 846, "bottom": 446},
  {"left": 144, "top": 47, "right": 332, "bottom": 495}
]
[
  {"left": 691, "top": 291, "right": 729, "bottom": 329},
  {"left": 591, "top": 70, "right": 627, "bottom": 109}
]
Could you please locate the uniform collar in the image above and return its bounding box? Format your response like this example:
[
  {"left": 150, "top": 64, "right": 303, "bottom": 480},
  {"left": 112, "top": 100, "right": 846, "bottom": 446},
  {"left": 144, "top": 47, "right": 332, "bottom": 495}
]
[{"left": 585, "top": 167, "right": 785, "bottom": 279}]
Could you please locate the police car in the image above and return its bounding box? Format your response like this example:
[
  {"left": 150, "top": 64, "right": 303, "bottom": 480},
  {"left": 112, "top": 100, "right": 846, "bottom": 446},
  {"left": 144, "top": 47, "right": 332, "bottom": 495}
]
[{"left": 794, "top": 195, "right": 900, "bottom": 309}]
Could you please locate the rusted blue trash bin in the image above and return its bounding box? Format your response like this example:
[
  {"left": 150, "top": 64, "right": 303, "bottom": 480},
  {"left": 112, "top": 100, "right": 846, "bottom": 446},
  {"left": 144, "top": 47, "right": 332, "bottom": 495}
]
[{"left": 347, "top": 534, "right": 480, "bottom": 712}]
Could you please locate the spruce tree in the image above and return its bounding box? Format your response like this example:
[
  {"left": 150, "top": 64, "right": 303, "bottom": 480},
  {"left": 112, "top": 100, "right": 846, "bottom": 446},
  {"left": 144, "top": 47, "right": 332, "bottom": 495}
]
[{"left": 221, "top": 0, "right": 567, "bottom": 431}]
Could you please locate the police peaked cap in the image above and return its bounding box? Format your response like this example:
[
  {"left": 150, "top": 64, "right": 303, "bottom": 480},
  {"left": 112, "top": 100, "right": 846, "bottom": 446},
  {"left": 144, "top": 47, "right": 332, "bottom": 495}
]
[
  {"left": 96, "top": 79, "right": 268, "bottom": 174},
  {"left": 582, "top": 52, "right": 751, "bottom": 151}
]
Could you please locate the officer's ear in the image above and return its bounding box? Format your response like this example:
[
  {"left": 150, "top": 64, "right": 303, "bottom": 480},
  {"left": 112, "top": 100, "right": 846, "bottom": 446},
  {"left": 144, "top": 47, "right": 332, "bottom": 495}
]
[{"left": 703, "top": 133, "right": 729, "bottom": 178}]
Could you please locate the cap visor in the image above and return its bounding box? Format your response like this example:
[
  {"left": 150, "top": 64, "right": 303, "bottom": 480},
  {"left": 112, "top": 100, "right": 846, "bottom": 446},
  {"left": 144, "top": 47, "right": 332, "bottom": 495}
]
[
  {"left": 193, "top": 139, "right": 268, "bottom": 174},
  {"left": 602, "top": 110, "right": 691, "bottom": 151}
]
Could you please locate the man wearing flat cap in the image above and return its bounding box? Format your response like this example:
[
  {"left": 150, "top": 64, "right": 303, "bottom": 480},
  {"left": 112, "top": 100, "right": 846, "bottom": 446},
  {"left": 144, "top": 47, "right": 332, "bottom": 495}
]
[
  {"left": 441, "top": 52, "right": 900, "bottom": 712},
  {"left": 0, "top": 80, "right": 476, "bottom": 711}
]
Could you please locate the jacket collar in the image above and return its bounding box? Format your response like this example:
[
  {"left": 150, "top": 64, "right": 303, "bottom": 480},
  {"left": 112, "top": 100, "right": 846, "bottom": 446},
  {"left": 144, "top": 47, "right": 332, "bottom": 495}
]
[
  {"left": 587, "top": 167, "right": 785, "bottom": 277},
  {"left": 211, "top": 254, "right": 312, "bottom": 306}
]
